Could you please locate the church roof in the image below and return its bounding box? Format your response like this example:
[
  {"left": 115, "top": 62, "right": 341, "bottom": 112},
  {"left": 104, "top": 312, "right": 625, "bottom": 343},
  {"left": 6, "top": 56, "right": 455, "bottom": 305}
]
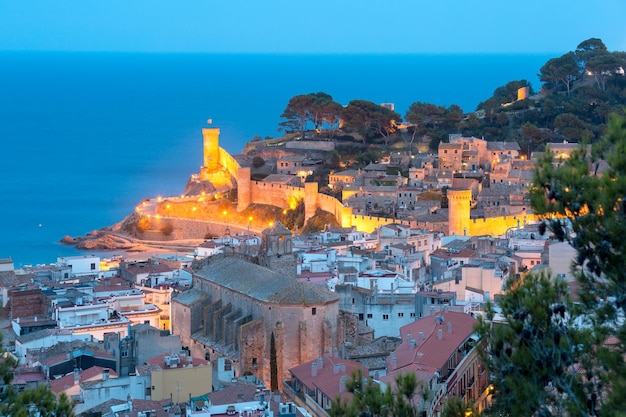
[
  {"left": 262, "top": 220, "right": 292, "bottom": 236},
  {"left": 194, "top": 256, "right": 338, "bottom": 306},
  {"left": 172, "top": 288, "right": 210, "bottom": 306}
]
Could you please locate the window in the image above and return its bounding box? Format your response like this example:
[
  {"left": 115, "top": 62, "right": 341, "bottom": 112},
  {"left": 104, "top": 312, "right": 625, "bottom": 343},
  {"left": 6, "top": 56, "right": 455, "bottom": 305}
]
[
  {"left": 312, "top": 307, "right": 317, "bottom": 316},
  {"left": 358, "top": 313, "right": 364, "bottom": 321},
  {"left": 352, "top": 298, "right": 355, "bottom": 304},
  {"left": 383, "top": 314, "right": 389, "bottom": 320},
  {"left": 90, "top": 263, "right": 96, "bottom": 270},
  {"left": 398, "top": 312, "right": 404, "bottom": 318},
  {"left": 252, "top": 358, "right": 258, "bottom": 366},
  {"left": 410, "top": 312, "right": 416, "bottom": 317},
  {"left": 367, "top": 313, "right": 373, "bottom": 319}
]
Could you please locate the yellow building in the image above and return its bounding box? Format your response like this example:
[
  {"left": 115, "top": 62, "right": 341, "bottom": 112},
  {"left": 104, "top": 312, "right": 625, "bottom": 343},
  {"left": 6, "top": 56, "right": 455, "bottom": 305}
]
[{"left": 138, "top": 352, "right": 212, "bottom": 402}]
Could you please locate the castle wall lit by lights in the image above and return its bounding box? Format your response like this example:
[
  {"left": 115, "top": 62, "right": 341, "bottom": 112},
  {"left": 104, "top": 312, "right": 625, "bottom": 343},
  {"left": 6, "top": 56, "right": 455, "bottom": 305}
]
[{"left": 196, "top": 127, "right": 537, "bottom": 236}]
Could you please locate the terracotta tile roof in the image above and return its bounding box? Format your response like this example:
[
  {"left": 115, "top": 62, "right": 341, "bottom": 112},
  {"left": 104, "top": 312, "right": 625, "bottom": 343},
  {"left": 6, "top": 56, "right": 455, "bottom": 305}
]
[
  {"left": 290, "top": 356, "right": 366, "bottom": 401},
  {"left": 50, "top": 366, "right": 117, "bottom": 394},
  {"left": 390, "top": 311, "right": 477, "bottom": 372},
  {"left": 380, "top": 363, "right": 435, "bottom": 389},
  {"left": 11, "top": 371, "right": 46, "bottom": 385},
  {"left": 206, "top": 383, "right": 258, "bottom": 405},
  {"left": 124, "top": 263, "right": 173, "bottom": 276}
]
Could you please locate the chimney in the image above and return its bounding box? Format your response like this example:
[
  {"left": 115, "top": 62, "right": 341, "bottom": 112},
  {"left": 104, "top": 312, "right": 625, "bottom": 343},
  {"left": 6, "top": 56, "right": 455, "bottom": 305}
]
[
  {"left": 311, "top": 361, "right": 318, "bottom": 377},
  {"left": 324, "top": 348, "right": 330, "bottom": 358},
  {"left": 437, "top": 329, "right": 443, "bottom": 340},
  {"left": 419, "top": 331, "right": 425, "bottom": 340},
  {"left": 73, "top": 368, "right": 80, "bottom": 385},
  {"left": 317, "top": 356, "right": 323, "bottom": 369},
  {"left": 390, "top": 353, "right": 396, "bottom": 370},
  {"left": 333, "top": 347, "right": 338, "bottom": 358},
  {"left": 339, "top": 375, "right": 347, "bottom": 393},
  {"left": 447, "top": 322, "right": 452, "bottom": 333}
]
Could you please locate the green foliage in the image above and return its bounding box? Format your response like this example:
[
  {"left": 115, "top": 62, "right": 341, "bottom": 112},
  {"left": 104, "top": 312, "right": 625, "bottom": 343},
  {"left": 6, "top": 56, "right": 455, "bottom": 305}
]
[
  {"left": 477, "top": 273, "right": 593, "bottom": 416},
  {"left": 341, "top": 100, "right": 401, "bottom": 145},
  {"left": 328, "top": 149, "right": 342, "bottom": 169},
  {"left": 329, "top": 369, "right": 429, "bottom": 417},
  {"left": 0, "top": 333, "right": 74, "bottom": 417},
  {"left": 302, "top": 208, "right": 340, "bottom": 234},
  {"left": 160, "top": 221, "right": 174, "bottom": 236},
  {"left": 270, "top": 332, "right": 278, "bottom": 392},
  {"left": 272, "top": 38, "right": 625, "bottom": 154},
  {"left": 280, "top": 200, "right": 305, "bottom": 233},
  {"left": 441, "top": 396, "right": 478, "bottom": 417},
  {"left": 279, "top": 92, "right": 342, "bottom": 136},
  {"left": 481, "top": 113, "right": 626, "bottom": 416},
  {"left": 252, "top": 156, "right": 265, "bottom": 168}
]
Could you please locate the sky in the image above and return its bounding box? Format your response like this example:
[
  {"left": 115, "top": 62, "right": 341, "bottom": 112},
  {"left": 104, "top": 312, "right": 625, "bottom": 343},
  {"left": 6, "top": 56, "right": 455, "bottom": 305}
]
[{"left": 1, "top": 0, "right": 625, "bottom": 55}]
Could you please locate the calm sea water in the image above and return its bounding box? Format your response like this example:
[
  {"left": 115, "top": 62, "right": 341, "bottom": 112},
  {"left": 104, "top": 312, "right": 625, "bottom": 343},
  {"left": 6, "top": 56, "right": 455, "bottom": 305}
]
[{"left": 0, "top": 52, "right": 552, "bottom": 266}]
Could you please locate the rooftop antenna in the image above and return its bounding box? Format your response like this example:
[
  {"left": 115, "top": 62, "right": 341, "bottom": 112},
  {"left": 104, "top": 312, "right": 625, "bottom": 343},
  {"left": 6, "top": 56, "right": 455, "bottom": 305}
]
[{"left": 207, "top": 118, "right": 213, "bottom": 124}]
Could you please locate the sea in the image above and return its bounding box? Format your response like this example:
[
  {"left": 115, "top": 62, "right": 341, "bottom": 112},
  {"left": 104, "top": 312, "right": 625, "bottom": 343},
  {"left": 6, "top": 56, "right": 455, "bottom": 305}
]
[{"left": 0, "top": 52, "right": 553, "bottom": 266}]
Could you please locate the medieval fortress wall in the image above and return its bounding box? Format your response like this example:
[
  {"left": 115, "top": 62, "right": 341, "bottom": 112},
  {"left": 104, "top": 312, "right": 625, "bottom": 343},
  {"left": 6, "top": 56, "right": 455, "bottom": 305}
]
[{"left": 195, "top": 128, "right": 537, "bottom": 237}]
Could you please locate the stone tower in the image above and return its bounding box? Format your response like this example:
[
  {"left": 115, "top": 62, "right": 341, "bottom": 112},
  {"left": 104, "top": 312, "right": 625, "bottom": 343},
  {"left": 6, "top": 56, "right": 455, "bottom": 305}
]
[
  {"left": 447, "top": 188, "right": 472, "bottom": 236},
  {"left": 304, "top": 182, "right": 319, "bottom": 224},
  {"left": 237, "top": 166, "right": 251, "bottom": 212},
  {"left": 202, "top": 127, "right": 220, "bottom": 174},
  {"left": 260, "top": 220, "right": 297, "bottom": 278}
]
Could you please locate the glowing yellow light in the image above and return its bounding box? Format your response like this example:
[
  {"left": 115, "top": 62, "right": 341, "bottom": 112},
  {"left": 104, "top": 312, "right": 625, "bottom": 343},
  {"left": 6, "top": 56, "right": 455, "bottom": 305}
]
[
  {"left": 282, "top": 209, "right": 288, "bottom": 215},
  {"left": 198, "top": 197, "right": 205, "bottom": 202},
  {"left": 166, "top": 204, "right": 171, "bottom": 209},
  {"left": 192, "top": 207, "right": 197, "bottom": 212},
  {"left": 269, "top": 221, "right": 274, "bottom": 227},
  {"left": 223, "top": 210, "right": 228, "bottom": 216},
  {"left": 155, "top": 215, "right": 161, "bottom": 220},
  {"left": 248, "top": 216, "right": 253, "bottom": 222},
  {"left": 157, "top": 196, "right": 162, "bottom": 203}
]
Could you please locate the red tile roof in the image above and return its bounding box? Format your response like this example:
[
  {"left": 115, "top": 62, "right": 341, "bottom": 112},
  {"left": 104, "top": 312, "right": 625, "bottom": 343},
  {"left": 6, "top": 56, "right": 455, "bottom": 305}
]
[
  {"left": 290, "top": 356, "right": 367, "bottom": 402},
  {"left": 50, "top": 366, "right": 117, "bottom": 394},
  {"left": 390, "top": 311, "right": 477, "bottom": 373}
]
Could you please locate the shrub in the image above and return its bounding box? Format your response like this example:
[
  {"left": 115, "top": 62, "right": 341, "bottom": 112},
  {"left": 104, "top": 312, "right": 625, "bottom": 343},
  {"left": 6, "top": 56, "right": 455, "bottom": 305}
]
[
  {"left": 252, "top": 156, "right": 265, "bottom": 168},
  {"left": 161, "top": 222, "right": 174, "bottom": 236}
]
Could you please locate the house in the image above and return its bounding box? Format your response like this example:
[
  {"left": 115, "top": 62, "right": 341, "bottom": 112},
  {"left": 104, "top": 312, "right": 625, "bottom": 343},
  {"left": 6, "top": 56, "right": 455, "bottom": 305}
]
[
  {"left": 284, "top": 355, "right": 367, "bottom": 417},
  {"left": 56, "top": 255, "right": 101, "bottom": 279},
  {"left": 120, "top": 261, "right": 174, "bottom": 286},
  {"left": 135, "top": 352, "right": 211, "bottom": 402},
  {"left": 50, "top": 366, "right": 118, "bottom": 404},
  {"left": 386, "top": 311, "right": 490, "bottom": 416}
]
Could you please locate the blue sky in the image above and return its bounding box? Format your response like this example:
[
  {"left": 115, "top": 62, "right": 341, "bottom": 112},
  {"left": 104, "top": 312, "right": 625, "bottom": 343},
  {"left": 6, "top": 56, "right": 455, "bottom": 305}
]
[{"left": 2, "top": 0, "right": 625, "bottom": 54}]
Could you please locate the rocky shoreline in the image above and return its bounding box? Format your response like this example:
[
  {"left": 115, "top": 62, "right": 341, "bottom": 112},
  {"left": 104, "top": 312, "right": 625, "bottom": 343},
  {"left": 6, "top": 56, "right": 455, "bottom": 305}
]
[{"left": 60, "top": 230, "right": 140, "bottom": 251}]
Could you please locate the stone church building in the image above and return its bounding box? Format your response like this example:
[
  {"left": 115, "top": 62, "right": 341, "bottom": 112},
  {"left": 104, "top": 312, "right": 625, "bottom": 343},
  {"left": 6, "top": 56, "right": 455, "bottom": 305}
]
[{"left": 171, "top": 222, "right": 342, "bottom": 389}]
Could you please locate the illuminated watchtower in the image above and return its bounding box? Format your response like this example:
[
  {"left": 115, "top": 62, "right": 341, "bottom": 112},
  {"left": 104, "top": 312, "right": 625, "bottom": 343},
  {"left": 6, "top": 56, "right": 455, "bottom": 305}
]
[
  {"left": 202, "top": 127, "right": 220, "bottom": 172},
  {"left": 447, "top": 188, "right": 472, "bottom": 236}
]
